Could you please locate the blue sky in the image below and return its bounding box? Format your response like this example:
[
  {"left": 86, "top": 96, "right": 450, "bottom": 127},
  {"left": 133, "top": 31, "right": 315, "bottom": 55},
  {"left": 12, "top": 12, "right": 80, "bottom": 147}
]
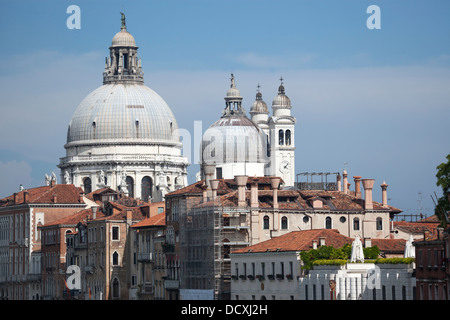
[{"left": 0, "top": 0, "right": 449, "bottom": 217}]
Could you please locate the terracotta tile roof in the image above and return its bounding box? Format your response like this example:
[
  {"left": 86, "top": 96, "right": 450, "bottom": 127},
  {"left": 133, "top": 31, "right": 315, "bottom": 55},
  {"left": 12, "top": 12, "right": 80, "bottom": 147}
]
[
  {"left": 93, "top": 200, "right": 146, "bottom": 221},
  {"left": 84, "top": 187, "right": 118, "bottom": 202},
  {"left": 232, "top": 229, "right": 354, "bottom": 254},
  {"left": 166, "top": 177, "right": 284, "bottom": 197},
  {"left": 195, "top": 188, "right": 401, "bottom": 213},
  {"left": 0, "top": 184, "right": 84, "bottom": 206},
  {"left": 40, "top": 207, "right": 106, "bottom": 228},
  {"left": 131, "top": 212, "right": 166, "bottom": 228},
  {"left": 371, "top": 238, "right": 406, "bottom": 253},
  {"left": 393, "top": 220, "right": 439, "bottom": 236}
]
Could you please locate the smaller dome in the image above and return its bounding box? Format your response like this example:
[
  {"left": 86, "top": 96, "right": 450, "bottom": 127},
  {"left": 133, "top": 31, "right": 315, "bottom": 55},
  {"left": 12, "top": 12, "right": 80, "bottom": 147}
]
[
  {"left": 272, "top": 82, "right": 291, "bottom": 109},
  {"left": 111, "top": 29, "right": 136, "bottom": 47},
  {"left": 227, "top": 87, "right": 242, "bottom": 98},
  {"left": 250, "top": 91, "right": 268, "bottom": 114}
]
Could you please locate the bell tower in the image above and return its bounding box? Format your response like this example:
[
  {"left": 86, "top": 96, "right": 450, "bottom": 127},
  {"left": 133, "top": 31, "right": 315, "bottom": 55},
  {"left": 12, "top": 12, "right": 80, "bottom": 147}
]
[{"left": 268, "top": 78, "right": 296, "bottom": 186}]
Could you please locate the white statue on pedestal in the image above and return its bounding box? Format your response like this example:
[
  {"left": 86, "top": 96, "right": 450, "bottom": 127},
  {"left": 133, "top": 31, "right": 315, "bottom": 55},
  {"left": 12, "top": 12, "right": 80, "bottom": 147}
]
[{"left": 350, "top": 235, "right": 364, "bottom": 263}]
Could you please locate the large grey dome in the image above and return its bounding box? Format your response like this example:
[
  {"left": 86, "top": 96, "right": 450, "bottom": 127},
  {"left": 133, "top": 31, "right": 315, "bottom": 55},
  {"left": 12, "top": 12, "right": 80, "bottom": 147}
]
[
  {"left": 66, "top": 83, "right": 180, "bottom": 147},
  {"left": 59, "top": 14, "right": 189, "bottom": 201}
]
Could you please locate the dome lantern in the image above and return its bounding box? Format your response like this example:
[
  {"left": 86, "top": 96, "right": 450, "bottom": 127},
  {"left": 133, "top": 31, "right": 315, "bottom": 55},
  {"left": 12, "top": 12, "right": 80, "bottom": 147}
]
[{"left": 103, "top": 13, "right": 143, "bottom": 85}]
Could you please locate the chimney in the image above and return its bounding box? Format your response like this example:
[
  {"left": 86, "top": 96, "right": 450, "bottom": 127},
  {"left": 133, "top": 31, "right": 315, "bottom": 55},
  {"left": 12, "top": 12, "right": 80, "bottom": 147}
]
[
  {"left": 201, "top": 183, "right": 208, "bottom": 202},
  {"left": 52, "top": 194, "right": 57, "bottom": 204},
  {"left": 380, "top": 181, "right": 388, "bottom": 207},
  {"left": 203, "top": 164, "right": 216, "bottom": 199},
  {"left": 79, "top": 193, "right": 84, "bottom": 204},
  {"left": 235, "top": 175, "right": 248, "bottom": 207},
  {"left": 336, "top": 173, "right": 341, "bottom": 192},
  {"left": 343, "top": 170, "right": 348, "bottom": 194},
  {"left": 270, "top": 177, "right": 281, "bottom": 209},
  {"left": 23, "top": 191, "right": 29, "bottom": 203},
  {"left": 126, "top": 209, "right": 133, "bottom": 225},
  {"left": 13, "top": 193, "right": 18, "bottom": 205},
  {"left": 92, "top": 206, "right": 98, "bottom": 220},
  {"left": 210, "top": 179, "right": 220, "bottom": 200},
  {"left": 353, "top": 176, "right": 362, "bottom": 198},
  {"left": 364, "top": 237, "right": 372, "bottom": 248},
  {"left": 250, "top": 178, "right": 259, "bottom": 208},
  {"left": 319, "top": 237, "right": 326, "bottom": 247},
  {"left": 362, "top": 179, "right": 375, "bottom": 210}
]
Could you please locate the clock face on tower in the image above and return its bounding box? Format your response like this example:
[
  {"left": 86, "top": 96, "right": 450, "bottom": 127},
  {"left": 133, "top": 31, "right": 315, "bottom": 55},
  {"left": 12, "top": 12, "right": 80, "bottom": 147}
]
[{"left": 279, "top": 160, "right": 291, "bottom": 174}]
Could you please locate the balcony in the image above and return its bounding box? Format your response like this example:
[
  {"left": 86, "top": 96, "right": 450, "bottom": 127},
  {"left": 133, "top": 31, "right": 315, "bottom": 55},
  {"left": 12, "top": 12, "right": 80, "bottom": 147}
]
[
  {"left": 137, "top": 252, "right": 153, "bottom": 263},
  {"left": 164, "top": 279, "right": 179, "bottom": 290},
  {"left": 139, "top": 283, "right": 154, "bottom": 294}
]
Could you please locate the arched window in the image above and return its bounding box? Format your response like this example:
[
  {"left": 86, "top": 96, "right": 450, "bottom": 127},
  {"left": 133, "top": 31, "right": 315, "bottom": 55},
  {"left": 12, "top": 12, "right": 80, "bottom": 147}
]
[
  {"left": 263, "top": 216, "right": 270, "bottom": 230},
  {"left": 112, "top": 251, "right": 119, "bottom": 266},
  {"left": 126, "top": 176, "right": 134, "bottom": 198},
  {"left": 325, "top": 217, "right": 332, "bottom": 229},
  {"left": 376, "top": 217, "right": 383, "bottom": 230},
  {"left": 281, "top": 216, "right": 288, "bottom": 230},
  {"left": 141, "top": 176, "right": 152, "bottom": 201},
  {"left": 353, "top": 218, "right": 360, "bottom": 231},
  {"left": 83, "top": 177, "right": 92, "bottom": 194},
  {"left": 279, "top": 129, "right": 284, "bottom": 145},
  {"left": 285, "top": 130, "right": 291, "bottom": 146},
  {"left": 112, "top": 278, "right": 120, "bottom": 298}
]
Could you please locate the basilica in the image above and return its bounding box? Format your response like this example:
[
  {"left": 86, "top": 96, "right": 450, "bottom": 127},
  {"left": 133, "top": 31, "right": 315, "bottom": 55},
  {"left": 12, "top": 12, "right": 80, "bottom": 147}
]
[
  {"left": 200, "top": 74, "right": 296, "bottom": 186},
  {"left": 58, "top": 16, "right": 189, "bottom": 201}
]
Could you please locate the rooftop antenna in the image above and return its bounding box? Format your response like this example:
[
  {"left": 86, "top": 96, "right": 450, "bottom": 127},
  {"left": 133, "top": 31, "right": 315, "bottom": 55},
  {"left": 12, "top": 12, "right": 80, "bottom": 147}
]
[{"left": 343, "top": 162, "right": 348, "bottom": 171}]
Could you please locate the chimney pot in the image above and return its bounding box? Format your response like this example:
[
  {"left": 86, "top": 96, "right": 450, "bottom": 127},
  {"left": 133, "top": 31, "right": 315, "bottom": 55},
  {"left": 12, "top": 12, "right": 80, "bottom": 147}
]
[
  {"left": 362, "top": 179, "right": 375, "bottom": 210},
  {"left": 353, "top": 176, "right": 362, "bottom": 198},
  {"left": 23, "top": 191, "right": 29, "bottom": 203},
  {"left": 270, "top": 177, "right": 280, "bottom": 209},
  {"left": 250, "top": 179, "right": 259, "bottom": 208},
  {"left": 203, "top": 164, "right": 216, "bottom": 200},
  {"left": 52, "top": 194, "right": 57, "bottom": 204},
  {"left": 210, "top": 179, "right": 220, "bottom": 200},
  {"left": 381, "top": 181, "right": 388, "bottom": 207},
  {"left": 343, "top": 170, "right": 348, "bottom": 194},
  {"left": 235, "top": 175, "right": 248, "bottom": 207}
]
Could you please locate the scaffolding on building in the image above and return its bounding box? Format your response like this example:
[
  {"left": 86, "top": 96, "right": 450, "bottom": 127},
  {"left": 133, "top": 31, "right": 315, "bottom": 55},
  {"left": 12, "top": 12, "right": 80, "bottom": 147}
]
[{"left": 178, "top": 196, "right": 250, "bottom": 300}]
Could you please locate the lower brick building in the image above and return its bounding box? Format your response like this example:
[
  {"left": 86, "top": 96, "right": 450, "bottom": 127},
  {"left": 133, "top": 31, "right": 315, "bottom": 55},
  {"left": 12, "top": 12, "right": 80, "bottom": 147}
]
[
  {"left": 414, "top": 228, "right": 449, "bottom": 300},
  {"left": 0, "top": 181, "right": 87, "bottom": 300}
]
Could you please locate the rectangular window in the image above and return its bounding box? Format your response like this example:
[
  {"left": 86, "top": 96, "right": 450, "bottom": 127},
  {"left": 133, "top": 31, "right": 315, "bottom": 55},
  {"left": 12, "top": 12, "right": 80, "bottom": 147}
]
[{"left": 112, "top": 226, "right": 119, "bottom": 240}]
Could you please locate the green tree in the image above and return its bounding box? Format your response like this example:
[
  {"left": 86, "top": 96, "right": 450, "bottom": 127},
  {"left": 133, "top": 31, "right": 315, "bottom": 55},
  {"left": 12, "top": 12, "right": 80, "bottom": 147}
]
[
  {"left": 299, "top": 244, "right": 379, "bottom": 270},
  {"left": 435, "top": 153, "right": 450, "bottom": 227}
]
